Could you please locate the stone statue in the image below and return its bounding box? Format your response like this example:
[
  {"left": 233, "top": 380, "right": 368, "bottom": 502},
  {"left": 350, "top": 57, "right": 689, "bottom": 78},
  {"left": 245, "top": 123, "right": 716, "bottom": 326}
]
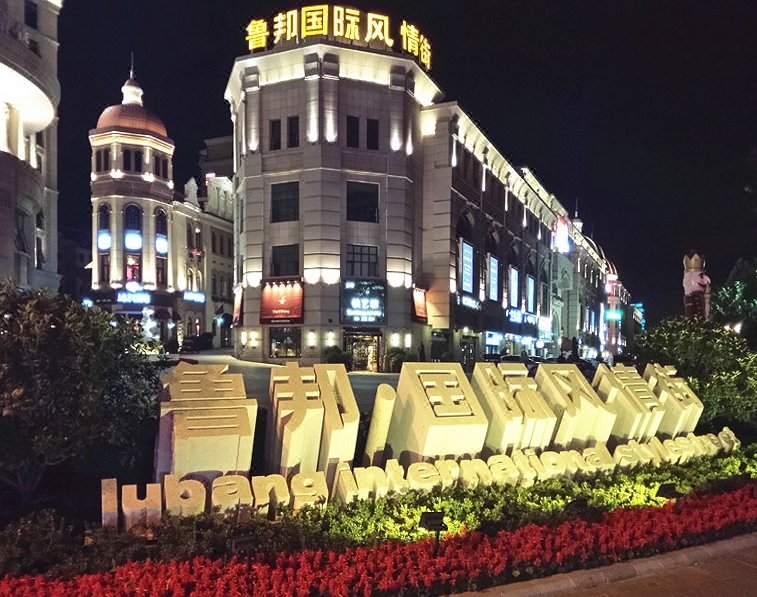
[{"left": 683, "top": 250, "right": 711, "bottom": 318}]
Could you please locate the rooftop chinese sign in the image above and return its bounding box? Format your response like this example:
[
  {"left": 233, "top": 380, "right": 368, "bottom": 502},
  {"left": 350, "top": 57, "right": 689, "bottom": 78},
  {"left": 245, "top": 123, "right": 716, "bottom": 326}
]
[{"left": 246, "top": 5, "right": 432, "bottom": 70}]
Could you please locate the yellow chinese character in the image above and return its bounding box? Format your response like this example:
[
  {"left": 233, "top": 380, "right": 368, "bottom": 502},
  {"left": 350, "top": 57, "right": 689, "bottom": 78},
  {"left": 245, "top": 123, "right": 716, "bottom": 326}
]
[
  {"left": 419, "top": 35, "right": 432, "bottom": 69},
  {"left": 400, "top": 20, "right": 420, "bottom": 55},
  {"left": 333, "top": 6, "right": 361, "bottom": 40},
  {"left": 245, "top": 19, "right": 269, "bottom": 52},
  {"left": 273, "top": 9, "right": 298, "bottom": 44},
  {"left": 301, "top": 5, "right": 328, "bottom": 38},
  {"left": 365, "top": 12, "right": 393, "bottom": 47}
]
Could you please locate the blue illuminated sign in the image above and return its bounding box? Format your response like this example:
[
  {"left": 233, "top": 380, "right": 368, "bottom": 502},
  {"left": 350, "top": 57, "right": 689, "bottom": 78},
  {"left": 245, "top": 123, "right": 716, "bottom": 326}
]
[
  {"left": 488, "top": 255, "right": 499, "bottom": 301},
  {"left": 183, "top": 291, "right": 206, "bottom": 303},
  {"left": 461, "top": 240, "right": 474, "bottom": 294},
  {"left": 124, "top": 231, "right": 143, "bottom": 251},
  {"left": 116, "top": 291, "right": 151, "bottom": 304},
  {"left": 97, "top": 231, "right": 111, "bottom": 251},
  {"left": 155, "top": 234, "right": 168, "bottom": 255}
]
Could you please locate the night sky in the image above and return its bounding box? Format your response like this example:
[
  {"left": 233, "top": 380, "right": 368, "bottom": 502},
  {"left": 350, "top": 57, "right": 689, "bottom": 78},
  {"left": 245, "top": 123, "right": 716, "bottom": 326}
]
[{"left": 57, "top": 0, "right": 757, "bottom": 324}]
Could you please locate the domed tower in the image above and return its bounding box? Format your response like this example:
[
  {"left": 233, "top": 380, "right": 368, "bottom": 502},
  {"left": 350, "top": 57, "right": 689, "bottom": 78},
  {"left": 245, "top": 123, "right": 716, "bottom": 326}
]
[
  {"left": 88, "top": 72, "right": 232, "bottom": 348},
  {"left": 90, "top": 72, "right": 175, "bottom": 294}
]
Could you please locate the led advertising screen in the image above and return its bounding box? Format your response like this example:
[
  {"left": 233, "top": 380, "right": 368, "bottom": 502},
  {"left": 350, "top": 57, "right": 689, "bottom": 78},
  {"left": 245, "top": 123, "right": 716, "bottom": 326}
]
[
  {"left": 488, "top": 255, "right": 499, "bottom": 301},
  {"left": 509, "top": 267, "right": 519, "bottom": 308},
  {"left": 460, "top": 240, "right": 474, "bottom": 294},
  {"left": 342, "top": 280, "right": 386, "bottom": 324},
  {"left": 260, "top": 280, "right": 304, "bottom": 323}
]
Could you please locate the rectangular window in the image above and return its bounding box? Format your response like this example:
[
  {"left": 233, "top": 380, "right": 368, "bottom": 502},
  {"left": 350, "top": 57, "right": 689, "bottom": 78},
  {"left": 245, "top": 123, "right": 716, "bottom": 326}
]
[
  {"left": 211, "top": 232, "right": 217, "bottom": 254},
  {"left": 526, "top": 275, "right": 536, "bottom": 313},
  {"left": 269, "top": 327, "right": 301, "bottom": 358},
  {"left": 271, "top": 244, "right": 299, "bottom": 277},
  {"left": 103, "top": 149, "right": 110, "bottom": 171},
  {"left": 346, "top": 181, "right": 378, "bottom": 223},
  {"left": 154, "top": 155, "right": 160, "bottom": 176},
  {"left": 269, "top": 119, "right": 281, "bottom": 151},
  {"left": 156, "top": 257, "right": 167, "bottom": 287},
  {"left": 271, "top": 181, "right": 299, "bottom": 222},
  {"left": 161, "top": 158, "right": 168, "bottom": 179},
  {"left": 346, "top": 115, "right": 360, "bottom": 148},
  {"left": 27, "top": 38, "right": 40, "bottom": 56},
  {"left": 35, "top": 236, "right": 44, "bottom": 269},
  {"left": 346, "top": 244, "right": 378, "bottom": 277},
  {"left": 24, "top": 1, "right": 38, "bottom": 29},
  {"left": 123, "top": 149, "right": 132, "bottom": 171},
  {"left": 134, "top": 150, "right": 143, "bottom": 173},
  {"left": 367, "top": 118, "right": 379, "bottom": 150},
  {"left": 221, "top": 277, "right": 228, "bottom": 298},
  {"left": 125, "top": 254, "right": 141, "bottom": 283},
  {"left": 287, "top": 116, "right": 299, "bottom": 148},
  {"left": 99, "top": 253, "right": 110, "bottom": 283},
  {"left": 509, "top": 267, "right": 519, "bottom": 308},
  {"left": 95, "top": 151, "right": 102, "bottom": 173},
  {"left": 227, "top": 236, "right": 233, "bottom": 257},
  {"left": 488, "top": 254, "right": 499, "bottom": 301}
]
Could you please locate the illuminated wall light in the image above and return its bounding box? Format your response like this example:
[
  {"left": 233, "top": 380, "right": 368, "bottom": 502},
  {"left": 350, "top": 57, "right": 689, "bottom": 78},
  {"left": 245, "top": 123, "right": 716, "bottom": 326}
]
[
  {"left": 111, "top": 282, "right": 123, "bottom": 289},
  {"left": 304, "top": 269, "right": 321, "bottom": 285},
  {"left": 110, "top": 169, "right": 124, "bottom": 179},
  {"left": 449, "top": 277, "right": 457, "bottom": 294},
  {"left": 387, "top": 272, "right": 405, "bottom": 288},
  {"left": 124, "top": 231, "right": 143, "bottom": 251},
  {"left": 90, "top": 172, "right": 97, "bottom": 182},
  {"left": 504, "top": 186, "right": 509, "bottom": 210},
  {"left": 97, "top": 231, "right": 111, "bottom": 251},
  {"left": 240, "top": 330, "right": 248, "bottom": 346},
  {"left": 405, "top": 131, "right": 413, "bottom": 156},
  {"left": 481, "top": 166, "right": 487, "bottom": 192},
  {"left": 141, "top": 172, "right": 155, "bottom": 182},
  {"left": 390, "top": 129, "right": 402, "bottom": 151},
  {"left": 168, "top": 181, "right": 174, "bottom": 190},
  {"left": 250, "top": 330, "right": 258, "bottom": 348},
  {"left": 522, "top": 208, "right": 527, "bottom": 228},
  {"left": 391, "top": 332, "right": 400, "bottom": 348},
  {"left": 325, "top": 113, "right": 337, "bottom": 143},
  {"left": 321, "top": 269, "right": 341, "bottom": 285},
  {"left": 245, "top": 272, "right": 262, "bottom": 288},
  {"left": 327, "top": 331, "right": 335, "bottom": 347},
  {"left": 403, "top": 274, "right": 412, "bottom": 289},
  {"left": 404, "top": 333, "right": 412, "bottom": 349},
  {"left": 308, "top": 330, "right": 316, "bottom": 349},
  {"left": 155, "top": 234, "right": 168, "bottom": 255},
  {"left": 420, "top": 114, "right": 437, "bottom": 136},
  {"left": 451, "top": 139, "right": 457, "bottom": 167}
]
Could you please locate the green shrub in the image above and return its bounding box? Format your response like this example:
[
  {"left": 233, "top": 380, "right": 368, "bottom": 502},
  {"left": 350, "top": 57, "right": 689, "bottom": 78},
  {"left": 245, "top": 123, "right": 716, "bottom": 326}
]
[{"left": 323, "top": 346, "right": 353, "bottom": 369}]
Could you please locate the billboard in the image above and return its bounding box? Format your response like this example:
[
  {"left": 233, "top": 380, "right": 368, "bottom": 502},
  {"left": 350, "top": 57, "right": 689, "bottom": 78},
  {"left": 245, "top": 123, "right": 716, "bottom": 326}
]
[
  {"left": 488, "top": 255, "right": 499, "bottom": 301},
  {"left": 260, "top": 280, "right": 303, "bottom": 323},
  {"left": 460, "top": 240, "right": 474, "bottom": 294},
  {"left": 342, "top": 280, "right": 386, "bottom": 324},
  {"left": 412, "top": 287, "right": 428, "bottom": 322}
]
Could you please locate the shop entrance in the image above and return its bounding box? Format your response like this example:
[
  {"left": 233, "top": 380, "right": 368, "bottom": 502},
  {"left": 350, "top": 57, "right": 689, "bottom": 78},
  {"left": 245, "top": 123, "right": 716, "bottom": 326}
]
[
  {"left": 460, "top": 337, "right": 477, "bottom": 373},
  {"left": 344, "top": 332, "right": 382, "bottom": 372}
]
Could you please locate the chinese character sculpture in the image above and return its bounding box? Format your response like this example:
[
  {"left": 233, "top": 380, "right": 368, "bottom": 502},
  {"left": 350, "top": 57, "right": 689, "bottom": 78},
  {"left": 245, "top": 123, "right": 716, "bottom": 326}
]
[{"left": 683, "top": 249, "right": 711, "bottom": 318}]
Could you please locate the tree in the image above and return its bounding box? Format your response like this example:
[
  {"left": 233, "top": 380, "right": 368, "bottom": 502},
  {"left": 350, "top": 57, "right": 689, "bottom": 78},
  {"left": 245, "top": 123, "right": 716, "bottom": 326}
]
[
  {"left": 711, "top": 258, "right": 757, "bottom": 350},
  {"left": 0, "top": 281, "right": 162, "bottom": 503},
  {"left": 634, "top": 316, "right": 757, "bottom": 425}
]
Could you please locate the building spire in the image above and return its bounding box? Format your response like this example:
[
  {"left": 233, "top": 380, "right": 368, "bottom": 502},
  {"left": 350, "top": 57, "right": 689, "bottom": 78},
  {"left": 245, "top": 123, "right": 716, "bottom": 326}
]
[
  {"left": 574, "top": 197, "right": 579, "bottom": 218},
  {"left": 130, "top": 52, "right": 135, "bottom": 79}
]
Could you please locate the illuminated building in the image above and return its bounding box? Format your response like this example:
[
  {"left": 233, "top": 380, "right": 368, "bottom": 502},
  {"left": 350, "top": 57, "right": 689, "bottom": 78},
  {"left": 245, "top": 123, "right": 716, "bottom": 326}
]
[
  {"left": 88, "top": 74, "right": 233, "bottom": 347},
  {"left": 226, "top": 5, "right": 630, "bottom": 369},
  {"left": 0, "top": 0, "right": 64, "bottom": 289}
]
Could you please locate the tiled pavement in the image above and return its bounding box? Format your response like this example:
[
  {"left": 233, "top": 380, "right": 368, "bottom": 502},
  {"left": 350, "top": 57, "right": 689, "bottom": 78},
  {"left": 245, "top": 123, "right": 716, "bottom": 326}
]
[{"left": 458, "top": 532, "right": 757, "bottom": 596}]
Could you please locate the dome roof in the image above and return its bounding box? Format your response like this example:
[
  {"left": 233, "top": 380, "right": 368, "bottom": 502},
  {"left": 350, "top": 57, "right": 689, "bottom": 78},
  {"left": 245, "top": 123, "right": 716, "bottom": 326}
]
[{"left": 95, "top": 76, "right": 168, "bottom": 137}]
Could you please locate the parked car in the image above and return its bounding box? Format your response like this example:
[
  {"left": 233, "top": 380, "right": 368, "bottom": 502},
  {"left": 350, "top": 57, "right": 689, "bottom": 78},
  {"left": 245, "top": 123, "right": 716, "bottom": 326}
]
[{"left": 179, "top": 335, "right": 202, "bottom": 354}]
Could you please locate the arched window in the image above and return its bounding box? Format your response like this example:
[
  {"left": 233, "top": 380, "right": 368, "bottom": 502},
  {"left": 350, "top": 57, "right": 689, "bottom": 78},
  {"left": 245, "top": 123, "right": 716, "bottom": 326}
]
[
  {"left": 134, "top": 150, "right": 143, "bottom": 173},
  {"left": 124, "top": 205, "right": 142, "bottom": 231},
  {"left": 187, "top": 269, "right": 194, "bottom": 291},
  {"left": 123, "top": 149, "right": 132, "bottom": 171},
  {"left": 195, "top": 272, "right": 203, "bottom": 292},
  {"left": 97, "top": 204, "right": 110, "bottom": 230},
  {"left": 155, "top": 209, "right": 168, "bottom": 235},
  {"left": 187, "top": 223, "right": 193, "bottom": 248}
]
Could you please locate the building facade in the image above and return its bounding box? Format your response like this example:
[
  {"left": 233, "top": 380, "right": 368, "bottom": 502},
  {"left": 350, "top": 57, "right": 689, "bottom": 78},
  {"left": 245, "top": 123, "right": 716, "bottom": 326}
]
[
  {"left": 0, "top": 0, "right": 63, "bottom": 289},
  {"left": 88, "top": 75, "right": 233, "bottom": 348},
  {"left": 226, "top": 6, "right": 631, "bottom": 369}
]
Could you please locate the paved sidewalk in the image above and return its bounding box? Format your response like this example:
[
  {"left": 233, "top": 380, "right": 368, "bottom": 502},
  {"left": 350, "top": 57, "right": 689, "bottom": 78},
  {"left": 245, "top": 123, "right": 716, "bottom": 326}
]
[{"left": 458, "top": 532, "right": 757, "bottom": 596}]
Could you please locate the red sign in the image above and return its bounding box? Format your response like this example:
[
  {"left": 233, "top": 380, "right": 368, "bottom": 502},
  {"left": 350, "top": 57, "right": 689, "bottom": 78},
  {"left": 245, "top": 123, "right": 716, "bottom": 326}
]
[
  {"left": 232, "top": 286, "right": 244, "bottom": 327},
  {"left": 412, "top": 287, "right": 428, "bottom": 322},
  {"left": 260, "top": 280, "right": 303, "bottom": 323}
]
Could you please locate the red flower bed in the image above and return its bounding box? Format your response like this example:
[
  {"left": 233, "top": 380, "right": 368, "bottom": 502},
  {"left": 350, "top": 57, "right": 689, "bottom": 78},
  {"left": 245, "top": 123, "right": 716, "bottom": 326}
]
[{"left": 2, "top": 484, "right": 757, "bottom": 596}]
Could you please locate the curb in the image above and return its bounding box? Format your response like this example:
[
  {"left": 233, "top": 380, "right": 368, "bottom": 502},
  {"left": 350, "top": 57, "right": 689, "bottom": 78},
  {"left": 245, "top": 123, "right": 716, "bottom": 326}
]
[{"left": 457, "top": 532, "right": 757, "bottom": 596}]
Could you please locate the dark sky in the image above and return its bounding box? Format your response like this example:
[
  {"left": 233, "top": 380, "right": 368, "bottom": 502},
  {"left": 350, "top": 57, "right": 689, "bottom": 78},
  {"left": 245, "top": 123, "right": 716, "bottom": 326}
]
[{"left": 57, "top": 0, "right": 757, "bottom": 323}]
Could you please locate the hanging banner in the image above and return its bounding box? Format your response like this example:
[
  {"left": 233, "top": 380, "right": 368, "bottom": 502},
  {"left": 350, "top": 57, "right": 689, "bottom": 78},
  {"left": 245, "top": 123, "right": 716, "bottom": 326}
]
[{"left": 412, "top": 287, "right": 428, "bottom": 322}]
